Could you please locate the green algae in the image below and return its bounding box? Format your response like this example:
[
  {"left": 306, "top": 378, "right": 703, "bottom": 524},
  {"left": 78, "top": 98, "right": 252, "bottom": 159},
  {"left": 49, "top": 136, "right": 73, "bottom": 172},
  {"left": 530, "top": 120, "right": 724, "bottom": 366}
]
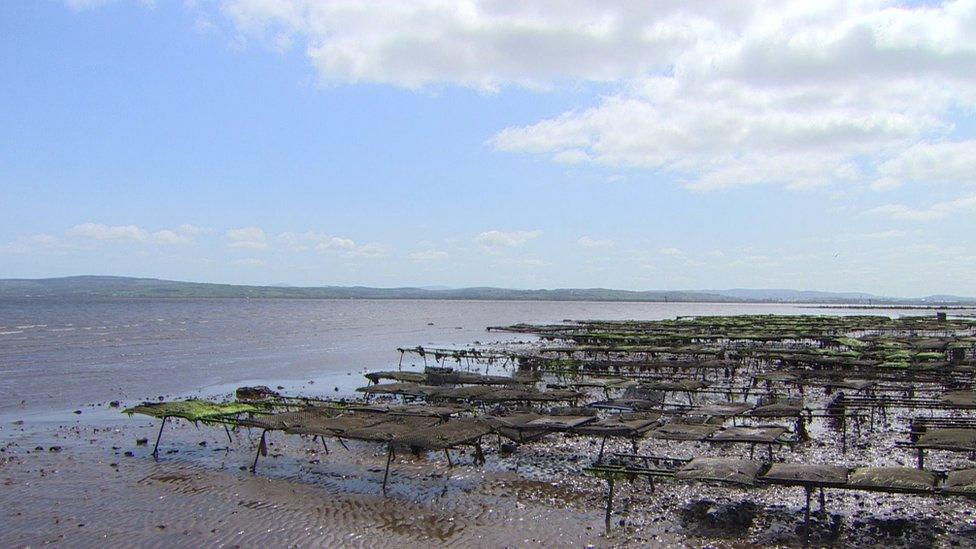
[{"left": 124, "top": 399, "right": 261, "bottom": 422}]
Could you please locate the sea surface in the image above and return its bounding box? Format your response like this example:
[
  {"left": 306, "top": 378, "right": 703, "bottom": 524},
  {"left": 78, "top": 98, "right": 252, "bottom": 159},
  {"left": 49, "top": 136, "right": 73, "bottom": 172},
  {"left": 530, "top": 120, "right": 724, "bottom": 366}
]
[{"left": 0, "top": 298, "right": 939, "bottom": 419}]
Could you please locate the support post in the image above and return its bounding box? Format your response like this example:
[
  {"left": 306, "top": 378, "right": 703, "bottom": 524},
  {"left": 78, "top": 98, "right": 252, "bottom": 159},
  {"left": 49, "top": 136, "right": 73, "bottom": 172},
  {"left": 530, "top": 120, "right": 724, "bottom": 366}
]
[
  {"left": 444, "top": 448, "right": 453, "bottom": 468},
  {"left": 604, "top": 478, "right": 615, "bottom": 534},
  {"left": 917, "top": 447, "right": 925, "bottom": 469},
  {"left": 804, "top": 485, "right": 812, "bottom": 531},
  {"left": 598, "top": 436, "right": 608, "bottom": 462},
  {"left": 152, "top": 416, "right": 168, "bottom": 459},
  {"left": 382, "top": 443, "right": 394, "bottom": 495},
  {"left": 337, "top": 437, "right": 349, "bottom": 451},
  {"left": 841, "top": 414, "right": 847, "bottom": 454},
  {"left": 250, "top": 429, "right": 267, "bottom": 473},
  {"left": 819, "top": 487, "right": 826, "bottom": 515},
  {"left": 473, "top": 441, "right": 485, "bottom": 465},
  {"left": 322, "top": 437, "right": 330, "bottom": 455},
  {"left": 223, "top": 423, "right": 233, "bottom": 444}
]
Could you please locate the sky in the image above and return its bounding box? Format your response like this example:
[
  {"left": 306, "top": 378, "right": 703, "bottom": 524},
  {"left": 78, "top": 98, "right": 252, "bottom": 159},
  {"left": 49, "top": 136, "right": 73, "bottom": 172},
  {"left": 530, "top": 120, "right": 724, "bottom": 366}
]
[{"left": 1, "top": 0, "right": 975, "bottom": 296}]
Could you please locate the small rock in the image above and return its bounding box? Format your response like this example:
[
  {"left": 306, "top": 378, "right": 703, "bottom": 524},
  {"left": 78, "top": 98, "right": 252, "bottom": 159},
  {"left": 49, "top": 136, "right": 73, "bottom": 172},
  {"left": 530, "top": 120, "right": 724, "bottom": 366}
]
[
  {"left": 109, "top": 401, "right": 120, "bottom": 408},
  {"left": 136, "top": 438, "right": 148, "bottom": 446},
  {"left": 73, "top": 410, "right": 82, "bottom": 415},
  {"left": 48, "top": 446, "right": 62, "bottom": 453}
]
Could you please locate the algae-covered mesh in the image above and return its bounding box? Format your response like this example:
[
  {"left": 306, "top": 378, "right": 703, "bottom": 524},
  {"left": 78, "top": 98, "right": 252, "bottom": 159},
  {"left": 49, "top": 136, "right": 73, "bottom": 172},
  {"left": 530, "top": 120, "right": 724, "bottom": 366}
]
[
  {"left": 284, "top": 412, "right": 390, "bottom": 436},
  {"left": 916, "top": 428, "right": 976, "bottom": 450},
  {"left": 676, "top": 457, "right": 764, "bottom": 486},
  {"left": 748, "top": 400, "right": 804, "bottom": 417},
  {"left": 762, "top": 464, "right": 850, "bottom": 485},
  {"left": 573, "top": 415, "right": 661, "bottom": 437},
  {"left": 697, "top": 401, "right": 754, "bottom": 417},
  {"left": 944, "top": 469, "right": 976, "bottom": 493},
  {"left": 848, "top": 467, "right": 937, "bottom": 491},
  {"left": 709, "top": 426, "right": 788, "bottom": 444},
  {"left": 124, "top": 399, "right": 261, "bottom": 422},
  {"left": 650, "top": 423, "right": 720, "bottom": 441},
  {"left": 342, "top": 416, "right": 442, "bottom": 442},
  {"left": 244, "top": 407, "right": 343, "bottom": 432},
  {"left": 396, "top": 419, "right": 492, "bottom": 450},
  {"left": 941, "top": 391, "right": 976, "bottom": 407}
]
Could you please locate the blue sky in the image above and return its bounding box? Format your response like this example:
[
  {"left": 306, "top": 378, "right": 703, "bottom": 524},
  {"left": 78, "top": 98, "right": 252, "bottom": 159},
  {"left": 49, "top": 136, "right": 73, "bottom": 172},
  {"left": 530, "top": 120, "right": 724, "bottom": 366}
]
[{"left": 2, "top": 1, "right": 975, "bottom": 295}]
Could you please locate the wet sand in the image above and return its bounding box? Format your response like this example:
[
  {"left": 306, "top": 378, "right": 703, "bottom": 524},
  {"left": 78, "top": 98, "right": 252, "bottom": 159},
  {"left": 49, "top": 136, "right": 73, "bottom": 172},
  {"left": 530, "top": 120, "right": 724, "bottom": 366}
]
[
  {"left": 5, "top": 402, "right": 976, "bottom": 548},
  {"left": 1, "top": 414, "right": 610, "bottom": 548}
]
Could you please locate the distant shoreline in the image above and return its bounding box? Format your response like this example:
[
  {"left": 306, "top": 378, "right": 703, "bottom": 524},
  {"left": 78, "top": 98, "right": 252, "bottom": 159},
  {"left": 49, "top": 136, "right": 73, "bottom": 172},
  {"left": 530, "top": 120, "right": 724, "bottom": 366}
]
[
  {"left": 1, "top": 295, "right": 974, "bottom": 310},
  {"left": 1, "top": 275, "right": 974, "bottom": 306}
]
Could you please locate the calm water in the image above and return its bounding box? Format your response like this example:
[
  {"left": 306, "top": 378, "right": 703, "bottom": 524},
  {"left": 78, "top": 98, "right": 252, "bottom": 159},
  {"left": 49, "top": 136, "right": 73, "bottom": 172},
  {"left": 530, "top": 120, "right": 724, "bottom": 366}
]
[{"left": 0, "top": 298, "right": 932, "bottom": 418}]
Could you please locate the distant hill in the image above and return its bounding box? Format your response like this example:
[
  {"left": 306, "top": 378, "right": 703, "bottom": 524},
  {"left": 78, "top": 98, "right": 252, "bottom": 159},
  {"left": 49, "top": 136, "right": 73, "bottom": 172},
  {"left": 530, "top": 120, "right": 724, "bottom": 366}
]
[
  {"left": 706, "top": 288, "right": 879, "bottom": 302},
  {"left": 0, "top": 276, "right": 973, "bottom": 305}
]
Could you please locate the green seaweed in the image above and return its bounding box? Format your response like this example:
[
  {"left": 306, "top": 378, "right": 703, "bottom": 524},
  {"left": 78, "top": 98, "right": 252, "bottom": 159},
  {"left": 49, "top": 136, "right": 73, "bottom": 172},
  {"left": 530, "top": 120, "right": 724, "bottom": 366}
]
[{"left": 124, "top": 399, "right": 261, "bottom": 422}]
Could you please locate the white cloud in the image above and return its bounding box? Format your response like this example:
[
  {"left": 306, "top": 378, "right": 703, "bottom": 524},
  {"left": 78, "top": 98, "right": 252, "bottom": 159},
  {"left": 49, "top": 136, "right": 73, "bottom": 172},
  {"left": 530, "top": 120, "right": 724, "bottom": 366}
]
[
  {"left": 487, "top": 1, "right": 976, "bottom": 191},
  {"left": 4, "top": 222, "right": 201, "bottom": 254},
  {"left": 866, "top": 193, "right": 976, "bottom": 221},
  {"left": 150, "top": 229, "right": 194, "bottom": 245},
  {"left": 64, "top": 222, "right": 195, "bottom": 245},
  {"left": 345, "top": 243, "right": 386, "bottom": 257},
  {"left": 67, "top": 1, "right": 976, "bottom": 193},
  {"left": 225, "top": 226, "right": 269, "bottom": 249},
  {"left": 277, "top": 231, "right": 386, "bottom": 256},
  {"left": 0, "top": 234, "right": 61, "bottom": 254},
  {"left": 67, "top": 222, "right": 149, "bottom": 242},
  {"left": 219, "top": 1, "right": 758, "bottom": 91},
  {"left": 577, "top": 236, "right": 613, "bottom": 248},
  {"left": 474, "top": 229, "right": 542, "bottom": 248},
  {"left": 873, "top": 140, "right": 976, "bottom": 189},
  {"left": 408, "top": 250, "right": 449, "bottom": 261},
  {"left": 176, "top": 223, "right": 212, "bottom": 236},
  {"left": 658, "top": 247, "right": 683, "bottom": 256}
]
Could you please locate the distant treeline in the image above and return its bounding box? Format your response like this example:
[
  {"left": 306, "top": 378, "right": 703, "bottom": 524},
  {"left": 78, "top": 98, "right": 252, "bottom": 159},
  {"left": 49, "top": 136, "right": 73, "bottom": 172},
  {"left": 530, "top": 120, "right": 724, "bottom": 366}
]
[{"left": 0, "top": 276, "right": 973, "bottom": 305}]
